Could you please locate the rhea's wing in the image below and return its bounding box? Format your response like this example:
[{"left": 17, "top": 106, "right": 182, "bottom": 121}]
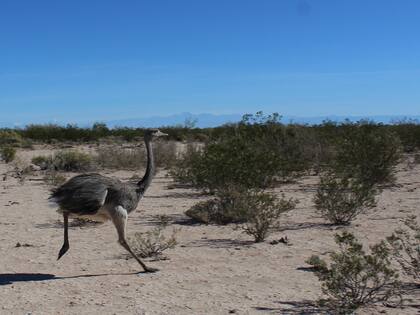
[{"left": 49, "top": 174, "right": 109, "bottom": 214}]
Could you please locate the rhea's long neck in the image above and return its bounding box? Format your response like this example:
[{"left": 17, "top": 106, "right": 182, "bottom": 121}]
[{"left": 137, "top": 138, "right": 155, "bottom": 194}]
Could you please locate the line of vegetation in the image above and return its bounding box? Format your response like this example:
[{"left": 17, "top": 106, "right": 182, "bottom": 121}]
[{"left": 1, "top": 117, "right": 419, "bottom": 152}]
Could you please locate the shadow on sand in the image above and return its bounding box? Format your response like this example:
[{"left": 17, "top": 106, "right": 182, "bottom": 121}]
[
  {"left": 254, "top": 300, "right": 328, "bottom": 315},
  {"left": 278, "top": 222, "right": 336, "bottom": 232},
  {"left": 132, "top": 213, "right": 199, "bottom": 227},
  {"left": 0, "top": 271, "right": 143, "bottom": 286},
  {"left": 187, "top": 238, "right": 255, "bottom": 249}
]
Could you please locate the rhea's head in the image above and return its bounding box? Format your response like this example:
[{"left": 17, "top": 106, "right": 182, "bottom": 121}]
[{"left": 144, "top": 129, "right": 168, "bottom": 141}]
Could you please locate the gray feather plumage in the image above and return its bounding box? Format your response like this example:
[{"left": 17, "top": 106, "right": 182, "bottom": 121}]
[{"left": 50, "top": 173, "right": 143, "bottom": 214}]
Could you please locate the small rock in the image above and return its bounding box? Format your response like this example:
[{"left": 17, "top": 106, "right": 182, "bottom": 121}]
[{"left": 270, "top": 236, "right": 289, "bottom": 245}]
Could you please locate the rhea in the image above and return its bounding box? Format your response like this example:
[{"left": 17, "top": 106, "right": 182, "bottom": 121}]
[{"left": 49, "top": 129, "right": 167, "bottom": 273}]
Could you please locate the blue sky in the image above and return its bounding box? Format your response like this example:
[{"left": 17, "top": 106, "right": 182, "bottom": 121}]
[{"left": 1, "top": 0, "right": 419, "bottom": 125}]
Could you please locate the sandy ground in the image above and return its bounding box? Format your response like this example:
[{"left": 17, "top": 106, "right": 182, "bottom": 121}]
[{"left": 0, "top": 147, "right": 419, "bottom": 315}]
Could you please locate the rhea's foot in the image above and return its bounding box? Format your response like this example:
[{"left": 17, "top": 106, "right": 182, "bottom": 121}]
[{"left": 143, "top": 267, "right": 159, "bottom": 273}]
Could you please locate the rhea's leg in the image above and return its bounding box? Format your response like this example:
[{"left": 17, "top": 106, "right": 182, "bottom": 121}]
[
  {"left": 112, "top": 206, "right": 158, "bottom": 273},
  {"left": 58, "top": 212, "right": 70, "bottom": 260}
]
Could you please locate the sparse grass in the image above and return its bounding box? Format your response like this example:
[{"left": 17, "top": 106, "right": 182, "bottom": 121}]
[
  {"left": 128, "top": 220, "right": 178, "bottom": 260},
  {"left": 387, "top": 215, "right": 420, "bottom": 280},
  {"left": 307, "top": 232, "right": 401, "bottom": 314},
  {"left": 95, "top": 146, "right": 145, "bottom": 170},
  {"left": 153, "top": 140, "right": 178, "bottom": 169}
]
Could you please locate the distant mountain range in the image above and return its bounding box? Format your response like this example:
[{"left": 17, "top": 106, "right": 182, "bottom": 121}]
[
  {"left": 106, "top": 112, "right": 243, "bottom": 128},
  {"left": 106, "top": 113, "right": 420, "bottom": 128},
  {"left": 1, "top": 113, "right": 419, "bottom": 129}
]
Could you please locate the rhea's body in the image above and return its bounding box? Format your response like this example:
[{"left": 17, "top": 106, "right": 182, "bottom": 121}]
[
  {"left": 51, "top": 173, "right": 145, "bottom": 222},
  {"left": 50, "top": 129, "right": 167, "bottom": 273}
]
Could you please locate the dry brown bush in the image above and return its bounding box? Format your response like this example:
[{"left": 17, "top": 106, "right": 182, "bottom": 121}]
[
  {"left": 95, "top": 146, "right": 145, "bottom": 170},
  {"left": 128, "top": 217, "right": 178, "bottom": 260}
]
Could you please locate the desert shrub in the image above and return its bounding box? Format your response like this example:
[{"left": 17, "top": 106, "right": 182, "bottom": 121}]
[
  {"left": 153, "top": 140, "right": 178, "bottom": 169},
  {"left": 32, "top": 155, "right": 54, "bottom": 170},
  {"left": 92, "top": 141, "right": 176, "bottom": 171},
  {"left": 306, "top": 255, "right": 328, "bottom": 272},
  {"left": 91, "top": 122, "right": 110, "bottom": 139},
  {"left": 334, "top": 121, "right": 401, "bottom": 187},
  {"left": 43, "top": 172, "right": 67, "bottom": 187},
  {"left": 95, "top": 146, "right": 145, "bottom": 170},
  {"left": 32, "top": 151, "right": 93, "bottom": 172},
  {"left": 0, "top": 130, "right": 23, "bottom": 146},
  {"left": 185, "top": 187, "right": 296, "bottom": 238},
  {"left": 128, "top": 221, "right": 178, "bottom": 260},
  {"left": 307, "top": 232, "right": 401, "bottom": 314},
  {"left": 387, "top": 216, "right": 420, "bottom": 280},
  {"left": 185, "top": 187, "right": 252, "bottom": 224},
  {"left": 390, "top": 120, "right": 420, "bottom": 152},
  {"left": 52, "top": 150, "right": 93, "bottom": 172},
  {"left": 172, "top": 112, "right": 309, "bottom": 192},
  {"left": 169, "top": 143, "right": 203, "bottom": 186},
  {"left": 240, "top": 192, "right": 296, "bottom": 242},
  {"left": 314, "top": 172, "right": 377, "bottom": 225},
  {"left": 1, "top": 147, "right": 17, "bottom": 163}
]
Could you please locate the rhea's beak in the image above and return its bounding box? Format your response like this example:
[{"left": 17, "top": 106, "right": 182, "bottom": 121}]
[{"left": 156, "top": 130, "right": 168, "bottom": 137}]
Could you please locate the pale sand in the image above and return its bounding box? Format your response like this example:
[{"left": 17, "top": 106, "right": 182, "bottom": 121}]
[{"left": 0, "top": 147, "right": 418, "bottom": 315}]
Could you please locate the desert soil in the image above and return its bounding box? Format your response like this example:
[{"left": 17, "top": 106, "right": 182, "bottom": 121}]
[{"left": 0, "top": 147, "right": 419, "bottom": 315}]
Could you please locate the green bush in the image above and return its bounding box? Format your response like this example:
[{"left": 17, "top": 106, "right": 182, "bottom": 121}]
[
  {"left": 171, "top": 112, "right": 309, "bottom": 192},
  {"left": 306, "top": 255, "right": 328, "bottom": 272},
  {"left": 185, "top": 187, "right": 251, "bottom": 224},
  {"left": 334, "top": 121, "right": 401, "bottom": 187},
  {"left": 169, "top": 143, "right": 204, "bottom": 186},
  {"left": 314, "top": 172, "right": 377, "bottom": 225},
  {"left": 240, "top": 191, "right": 296, "bottom": 242},
  {"left": 185, "top": 187, "right": 296, "bottom": 240},
  {"left": 307, "top": 232, "right": 400, "bottom": 314},
  {"left": 390, "top": 120, "right": 420, "bottom": 152},
  {"left": 0, "top": 147, "right": 17, "bottom": 163}
]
